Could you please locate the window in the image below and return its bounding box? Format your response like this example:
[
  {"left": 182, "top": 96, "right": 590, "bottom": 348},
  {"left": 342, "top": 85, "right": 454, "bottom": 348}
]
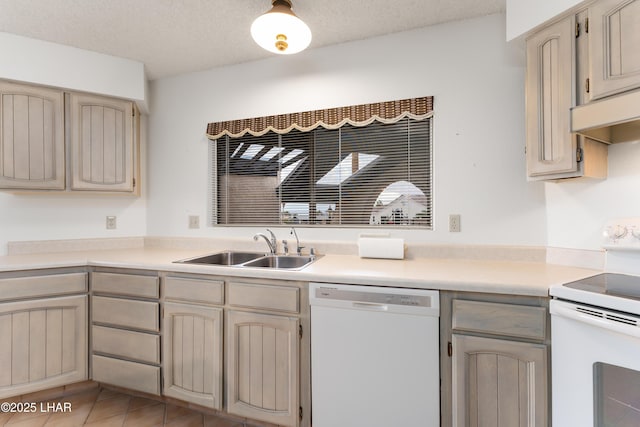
[{"left": 210, "top": 116, "right": 432, "bottom": 228}]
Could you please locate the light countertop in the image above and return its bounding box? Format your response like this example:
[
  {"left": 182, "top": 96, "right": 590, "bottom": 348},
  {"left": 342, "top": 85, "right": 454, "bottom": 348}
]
[{"left": 0, "top": 247, "right": 599, "bottom": 297}]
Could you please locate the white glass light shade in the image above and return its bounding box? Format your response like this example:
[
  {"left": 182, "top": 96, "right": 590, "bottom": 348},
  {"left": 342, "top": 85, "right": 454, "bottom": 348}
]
[{"left": 251, "top": 1, "right": 311, "bottom": 55}]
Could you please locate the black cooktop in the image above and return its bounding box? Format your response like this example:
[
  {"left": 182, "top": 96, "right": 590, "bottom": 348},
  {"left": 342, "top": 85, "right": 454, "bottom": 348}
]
[{"left": 564, "top": 273, "right": 640, "bottom": 301}]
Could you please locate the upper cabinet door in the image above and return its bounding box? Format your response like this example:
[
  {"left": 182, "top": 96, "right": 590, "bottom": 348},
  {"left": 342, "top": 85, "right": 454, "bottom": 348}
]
[
  {"left": 69, "top": 93, "right": 136, "bottom": 192},
  {"left": 0, "top": 81, "right": 65, "bottom": 190},
  {"left": 589, "top": 0, "right": 640, "bottom": 100},
  {"left": 525, "top": 17, "right": 578, "bottom": 178}
]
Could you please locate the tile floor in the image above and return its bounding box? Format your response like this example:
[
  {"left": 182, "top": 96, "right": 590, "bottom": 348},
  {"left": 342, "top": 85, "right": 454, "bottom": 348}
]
[{"left": 0, "top": 387, "right": 254, "bottom": 427}]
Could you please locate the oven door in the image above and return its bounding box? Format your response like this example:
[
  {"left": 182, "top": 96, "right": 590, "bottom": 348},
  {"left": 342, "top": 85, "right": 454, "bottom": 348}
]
[{"left": 551, "top": 299, "right": 640, "bottom": 427}]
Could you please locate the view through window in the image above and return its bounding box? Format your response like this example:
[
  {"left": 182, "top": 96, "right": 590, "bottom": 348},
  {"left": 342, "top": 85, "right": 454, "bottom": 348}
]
[{"left": 212, "top": 117, "right": 432, "bottom": 228}]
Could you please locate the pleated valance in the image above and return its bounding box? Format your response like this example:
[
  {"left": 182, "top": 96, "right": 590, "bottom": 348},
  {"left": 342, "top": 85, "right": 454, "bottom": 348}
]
[{"left": 206, "top": 96, "right": 433, "bottom": 139}]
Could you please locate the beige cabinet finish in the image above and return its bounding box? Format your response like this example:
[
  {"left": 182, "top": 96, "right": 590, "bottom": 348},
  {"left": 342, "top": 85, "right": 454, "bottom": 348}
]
[
  {"left": 441, "top": 292, "right": 550, "bottom": 427},
  {"left": 226, "top": 309, "right": 300, "bottom": 427},
  {"left": 525, "top": 14, "right": 608, "bottom": 180},
  {"left": 163, "top": 302, "right": 223, "bottom": 409},
  {"left": 90, "top": 270, "right": 161, "bottom": 395},
  {"left": 69, "top": 92, "right": 136, "bottom": 192},
  {"left": 589, "top": 0, "right": 640, "bottom": 100},
  {"left": 452, "top": 335, "right": 548, "bottom": 427},
  {"left": 0, "top": 295, "right": 87, "bottom": 399},
  {"left": 0, "top": 272, "right": 86, "bottom": 302},
  {"left": 92, "top": 354, "right": 160, "bottom": 395},
  {"left": 92, "top": 295, "right": 159, "bottom": 332},
  {"left": 0, "top": 81, "right": 65, "bottom": 189}
]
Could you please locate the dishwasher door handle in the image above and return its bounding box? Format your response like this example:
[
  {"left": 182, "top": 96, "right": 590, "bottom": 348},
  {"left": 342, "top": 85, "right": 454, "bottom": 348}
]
[{"left": 352, "top": 302, "right": 389, "bottom": 311}]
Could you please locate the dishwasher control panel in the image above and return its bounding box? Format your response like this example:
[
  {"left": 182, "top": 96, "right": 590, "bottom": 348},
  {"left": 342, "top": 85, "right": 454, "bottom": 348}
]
[{"left": 313, "top": 285, "right": 436, "bottom": 308}]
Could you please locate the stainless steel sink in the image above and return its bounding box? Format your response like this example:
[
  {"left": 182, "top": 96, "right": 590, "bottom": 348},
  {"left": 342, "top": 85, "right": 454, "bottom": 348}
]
[
  {"left": 176, "top": 251, "right": 266, "bottom": 266},
  {"left": 242, "top": 255, "right": 317, "bottom": 270},
  {"left": 175, "top": 251, "right": 319, "bottom": 270}
]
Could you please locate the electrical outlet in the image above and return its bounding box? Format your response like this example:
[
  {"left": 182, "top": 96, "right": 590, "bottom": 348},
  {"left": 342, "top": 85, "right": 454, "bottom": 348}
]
[
  {"left": 188, "top": 215, "right": 200, "bottom": 229},
  {"left": 449, "top": 214, "right": 461, "bottom": 232},
  {"left": 106, "top": 216, "right": 117, "bottom": 230}
]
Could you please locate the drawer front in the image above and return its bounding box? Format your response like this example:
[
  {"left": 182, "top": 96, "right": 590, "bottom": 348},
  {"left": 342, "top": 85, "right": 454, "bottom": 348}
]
[
  {"left": 0, "top": 273, "right": 87, "bottom": 302},
  {"left": 92, "top": 272, "right": 159, "bottom": 299},
  {"left": 164, "top": 276, "right": 224, "bottom": 305},
  {"left": 92, "top": 296, "right": 159, "bottom": 332},
  {"left": 452, "top": 299, "right": 547, "bottom": 341},
  {"left": 92, "top": 325, "right": 160, "bottom": 364},
  {"left": 228, "top": 281, "right": 299, "bottom": 313},
  {"left": 92, "top": 355, "right": 160, "bottom": 395}
]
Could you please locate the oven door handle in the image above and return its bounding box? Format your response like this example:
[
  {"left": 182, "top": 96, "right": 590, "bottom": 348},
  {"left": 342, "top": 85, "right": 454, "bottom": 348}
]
[{"left": 551, "top": 300, "right": 640, "bottom": 339}]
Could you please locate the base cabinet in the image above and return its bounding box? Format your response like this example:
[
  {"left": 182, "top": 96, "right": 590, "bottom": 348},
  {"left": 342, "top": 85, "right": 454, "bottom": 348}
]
[
  {"left": 452, "top": 334, "right": 547, "bottom": 427},
  {"left": 0, "top": 294, "right": 87, "bottom": 399},
  {"left": 162, "top": 302, "right": 223, "bottom": 409},
  {"left": 441, "top": 292, "right": 550, "bottom": 427},
  {"left": 226, "top": 310, "right": 300, "bottom": 427},
  {"left": 90, "top": 270, "right": 160, "bottom": 395}
]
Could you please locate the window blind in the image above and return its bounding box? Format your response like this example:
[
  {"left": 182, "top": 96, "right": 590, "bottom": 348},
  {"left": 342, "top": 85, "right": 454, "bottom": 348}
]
[{"left": 211, "top": 116, "right": 432, "bottom": 228}]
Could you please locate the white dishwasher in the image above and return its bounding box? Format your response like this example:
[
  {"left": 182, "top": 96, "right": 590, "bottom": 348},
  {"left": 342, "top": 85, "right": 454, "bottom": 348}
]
[{"left": 309, "top": 282, "right": 440, "bottom": 427}]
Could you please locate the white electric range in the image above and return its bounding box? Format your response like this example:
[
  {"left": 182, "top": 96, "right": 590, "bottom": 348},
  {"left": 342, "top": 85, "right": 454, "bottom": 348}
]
[{"left": 550, "top": 219, "right": 640, "bottom": 427}]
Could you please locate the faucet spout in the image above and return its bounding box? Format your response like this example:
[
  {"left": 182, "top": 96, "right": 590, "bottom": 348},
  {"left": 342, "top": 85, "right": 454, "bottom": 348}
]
[
  {"left": 290, "top": 227, "right": 304, "bottom": 255},
  {"left": 253, "top": 229, "right": 277, "bottom": 254}
]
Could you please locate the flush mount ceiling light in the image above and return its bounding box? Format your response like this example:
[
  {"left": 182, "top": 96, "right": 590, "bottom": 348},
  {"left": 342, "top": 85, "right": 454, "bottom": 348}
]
[{"left": 251, "top": 0, "right": 312, "bottom": 55}]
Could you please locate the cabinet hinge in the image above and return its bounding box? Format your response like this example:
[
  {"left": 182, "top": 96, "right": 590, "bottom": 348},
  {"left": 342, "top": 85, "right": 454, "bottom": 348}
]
[
  {"left": 299, "top": 406, "right": 303, "bottom": 420},
  {"left": 447, "top": 341, "right": 452, "bottom": 357},
  {"left": 577, "top": 147, "right": 584, "bottom": 163},
  {"left": 585, "top": 78, "right": 590, "bottom": 94},
  {"left": 299, "top": 324, "right": 303, "bottom": 339},
  {"left": 132, "top": 105, "right": 135, "bottom": 117},
  {"left": 575, "top": 22, "right": 580, "bottom": 38},
  {"left": 585, "top": 17, "right": 589, "bottom": 33},
  {"left": 133, "top": 177, "right": 136, "bottom": 188}
]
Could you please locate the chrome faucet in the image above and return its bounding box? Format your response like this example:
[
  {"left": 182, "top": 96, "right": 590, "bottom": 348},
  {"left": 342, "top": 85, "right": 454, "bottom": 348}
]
[
  {"left": 253, "top": 229, "right": 277, "bottom": 254},
  {"left": 290, "top": 227, "right": 304, "bottom": 255}
]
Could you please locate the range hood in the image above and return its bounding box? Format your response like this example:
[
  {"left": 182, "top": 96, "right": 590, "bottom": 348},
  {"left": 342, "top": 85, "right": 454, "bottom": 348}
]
[{"left": 571, "top": 88, "right": 640, "bottom": 144}]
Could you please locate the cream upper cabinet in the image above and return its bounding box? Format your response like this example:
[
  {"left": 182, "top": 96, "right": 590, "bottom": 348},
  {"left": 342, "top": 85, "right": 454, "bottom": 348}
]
[
  {"left": 69, "top": 93, "right": 136, "bottom": 192},
  {"left": 0, "top": 81, "right": 65, "bottom": 189},
  {"left": 525, "top": 18, "right": 576, "bottom": 178},
  {"left": 588, "top": 0, "right": 640, "bottom": 100},
  {"left": 525, "top": 14, "right": 608, "bottom": 180}
]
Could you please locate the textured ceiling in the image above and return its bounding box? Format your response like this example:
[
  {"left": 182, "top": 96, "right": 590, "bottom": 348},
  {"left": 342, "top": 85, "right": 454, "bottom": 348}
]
[{"left": 0, "top": 0, "right": 505, "bottom": 80}]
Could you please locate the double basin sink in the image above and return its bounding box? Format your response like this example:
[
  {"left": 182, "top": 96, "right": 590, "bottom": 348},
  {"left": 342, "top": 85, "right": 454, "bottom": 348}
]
[{"left": 175, "top": 251, "right": 318, "bottom": 270}]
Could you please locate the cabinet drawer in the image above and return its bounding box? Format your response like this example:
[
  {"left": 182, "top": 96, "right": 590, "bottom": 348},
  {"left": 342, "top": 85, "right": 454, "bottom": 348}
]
[
  {"left": 164, "top": 276, "right": 224, "bottom": 305},
  {"left": 92, "top": 325, "right": 159, "bottom": 364},
  {"left": 228, "top": 282, "right": 299, "bottom": 313},
  {"left": 92, "top": 296, "right": 159, "bottom": 332},
  {"left": 92, "top": 355, "right": 160, "bottom": 395},
  {"left": 452, "top": 299, "right": 547, "bottom": 341},
  {"left": 91, "top": 272, "right": 159, "bottom": 299},
  {"left": 0, "top": 273, "right": 87, "bottom": 302}
]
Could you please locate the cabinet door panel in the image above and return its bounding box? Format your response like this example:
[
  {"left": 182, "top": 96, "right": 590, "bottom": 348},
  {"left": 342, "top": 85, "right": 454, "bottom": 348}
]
[
  {"left": 590, "top": 0, "right": 640, "bottom": 99},
  {"left": 0, "top": 295, "right": 87, "bottom": 399},
  {"left": 452, "top": 334, "right": 547, "bottom": 427},
  {"left": 162, "top": 302, "right": 223, "bottom": 409},
  {"left": 226, "top": 310, "right": 299, "bottom": 427},
  {"left": 526, "top": 18, "right": 577, "bottom": 177},
  {"left": 0, "top": 82, "right": 64, "bottom": 189},
  {"left": 70, "top": 93, "right": 135, "bottom": 192}
]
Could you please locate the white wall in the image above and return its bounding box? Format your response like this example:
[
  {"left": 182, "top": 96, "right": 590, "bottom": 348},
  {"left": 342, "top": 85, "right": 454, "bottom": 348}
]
[
  {"left": 0, "top": 32, "right": 147, "bottom": 108},
  {"left": 506, "top": 0, "right": 586, "bottom": 40},
  {"left": 546, "top": 142, "right": 640, "bottom": 250},
  {"left": 147, "top": 13, "right": 548, "bottom": 247}
]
